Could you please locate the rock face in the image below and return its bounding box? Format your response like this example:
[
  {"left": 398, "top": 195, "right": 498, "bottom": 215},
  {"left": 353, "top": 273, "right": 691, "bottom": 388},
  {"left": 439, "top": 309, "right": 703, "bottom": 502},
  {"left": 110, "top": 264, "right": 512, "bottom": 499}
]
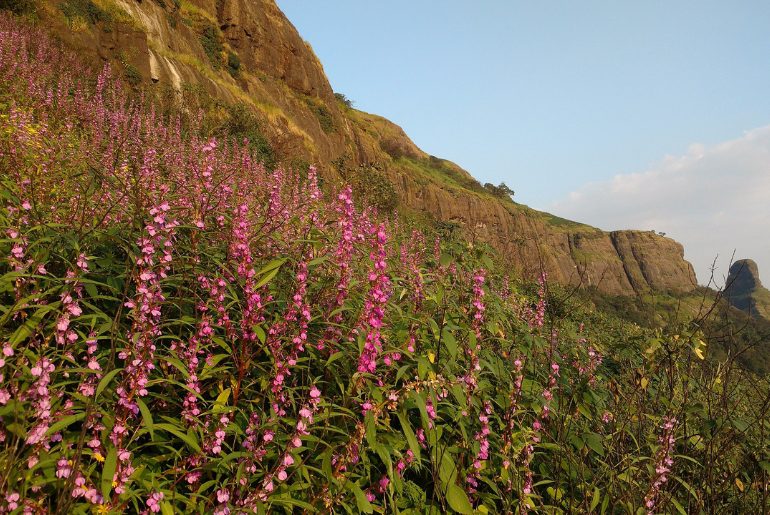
[
  {"left": 724, "top": 259, "right": 770, "bottom": 320},
  {"left": 27, "top": 0, "right": 699, "bottom": 296}
]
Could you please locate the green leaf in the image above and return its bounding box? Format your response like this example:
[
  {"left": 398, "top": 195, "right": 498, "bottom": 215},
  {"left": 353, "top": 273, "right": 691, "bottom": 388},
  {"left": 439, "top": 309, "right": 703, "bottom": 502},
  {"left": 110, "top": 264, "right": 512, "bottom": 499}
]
[
  {"left": 365, "top": 413, "right": 377, "bottom": 448},
  {"left": 589, "top": 487, "right": 601, "bottom": 512},
  {"left": 439, "top": 452, "right": 458, "bottom": 487},
  {"left": 417, "top": 356, "right": 429, "bottom": 380},
  {"left": 441, "top": 328, "right": 457, "bottom": 358},
  {"left": 253, "top": 325, "right": 266, "bottom": 344},
  {"left": 669, "top": 497, "right": 687, "bottom": 515},
  {"left": 429, "top": 318, "right": 440, "bottom": 341},
  {"left": 155, "top": 423, "right": 201, "bottom": 452},
  {"left": 254, "top": 258, "right": 286, "bottom": 289},
  {"left": 45, "top": 412, "right": 86, "bottom": 436},
  {"left": 397, "top": 411, "right": 421, "bottom": 460},
  {"left": 137, "top": 398, "right": 154, "bottom": 438},
  {"left": 446, "top": 484, "right": 473, "bottom": 514},
  {"left": 160, "top": 501, "right": 175, "bottom": 515},
  {"left": 346, "top": 482, "right": 374, "bottom": 513},
  {"left": 101, "top": 446, "right": 117, "bottom": 499},
  {"left": 583, "top": 432, "right": 605, "bottom": 457},
  {"left": 95, "top": 368, "right": 123, "bottom": 399},
  {"left": 213, "top": 388, "right": 231, "bottom": 413}
]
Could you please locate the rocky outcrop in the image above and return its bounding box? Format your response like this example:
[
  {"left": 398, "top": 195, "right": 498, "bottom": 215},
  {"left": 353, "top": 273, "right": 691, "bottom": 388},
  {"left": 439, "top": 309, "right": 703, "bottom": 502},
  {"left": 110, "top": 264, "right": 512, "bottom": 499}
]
[
  {"left": 389, "top": 166, "right": 696, "bottom": 294},
  {"left": 724, "top": 259, "right": 770, "bottom": 320},
  {"left": 27, "top": 0, "right": 699, "bottom": 296}
]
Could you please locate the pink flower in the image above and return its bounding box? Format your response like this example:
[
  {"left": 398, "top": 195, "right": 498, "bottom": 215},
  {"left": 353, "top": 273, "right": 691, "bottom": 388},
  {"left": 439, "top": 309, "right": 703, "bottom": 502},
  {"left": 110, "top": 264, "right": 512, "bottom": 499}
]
[
  {"left": 5, "top": 492, "right": 19, "bottom": 510},
  {"left": 146, "top": 491, "right": 164, "bottom": 513}
]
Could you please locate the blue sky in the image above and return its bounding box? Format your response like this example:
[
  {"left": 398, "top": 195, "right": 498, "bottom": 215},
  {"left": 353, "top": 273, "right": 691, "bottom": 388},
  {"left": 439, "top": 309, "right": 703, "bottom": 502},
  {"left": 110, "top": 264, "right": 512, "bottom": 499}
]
[{"left": 277, "top": 1, "right": 770, "bottom": 285}]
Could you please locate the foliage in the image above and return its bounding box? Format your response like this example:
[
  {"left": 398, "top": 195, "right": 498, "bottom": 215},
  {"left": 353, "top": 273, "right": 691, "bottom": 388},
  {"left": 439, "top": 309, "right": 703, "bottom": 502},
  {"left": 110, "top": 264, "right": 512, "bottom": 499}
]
[
  {"left": 0, "top": 0, "right": 36, "bottom": 15},
  {"left": 311, "top": 103, "right": 335, "bottom": 134},
  {"left": 334, "top": 92, "right": 353, "bottom": 108},
  {"left": 59, "top": 0, "right": 109, "bottom": 26},
  {"left": 200, "top": 24, "right": 223, "bottom": 69},
  {"left": 216, "top": 103, "right": 276, "bottom": 170},
  {"left": 399, "top": 156, "right": 488, "bottom": 197},
  {"left": 484, "top": 182, "right": 514, "bottom": 200},
  {"left": 334, "top": 156, "right": 398, "bottom": 214},
  {"left": 119, "top": 56, "right": 142, "bottom": 87},
  {"left": 0, "top": 14, "right": 769, "bottom": 514},
  {"left": 227, "top": 51, "right": 240, "bottom": 78}
]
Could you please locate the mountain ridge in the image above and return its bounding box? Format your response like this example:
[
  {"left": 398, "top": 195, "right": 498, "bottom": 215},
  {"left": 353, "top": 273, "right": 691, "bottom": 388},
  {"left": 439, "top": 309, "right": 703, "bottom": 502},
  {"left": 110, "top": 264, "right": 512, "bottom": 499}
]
[{"left": 23, "top": 0, "right": 697, "bottom": 295}]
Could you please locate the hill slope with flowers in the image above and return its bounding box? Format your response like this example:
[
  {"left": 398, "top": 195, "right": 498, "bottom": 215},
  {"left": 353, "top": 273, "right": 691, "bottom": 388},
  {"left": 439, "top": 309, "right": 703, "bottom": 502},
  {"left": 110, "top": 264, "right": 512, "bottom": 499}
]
[
  {"left": 2, "top": 12, "right": 770, "bottom": 515},
  {"left": 4, "top": 0, "right": 699, "bottom": 297}
]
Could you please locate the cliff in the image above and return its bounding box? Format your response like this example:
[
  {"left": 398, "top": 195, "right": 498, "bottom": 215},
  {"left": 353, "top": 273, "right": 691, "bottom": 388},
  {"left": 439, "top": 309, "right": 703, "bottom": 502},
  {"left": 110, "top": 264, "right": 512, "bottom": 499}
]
[
  {"left": 19, "top": 0, "right": 698, "bottom": 295},
  {"left": 724, "top": 259, "right": 770, "bottom": 321}
]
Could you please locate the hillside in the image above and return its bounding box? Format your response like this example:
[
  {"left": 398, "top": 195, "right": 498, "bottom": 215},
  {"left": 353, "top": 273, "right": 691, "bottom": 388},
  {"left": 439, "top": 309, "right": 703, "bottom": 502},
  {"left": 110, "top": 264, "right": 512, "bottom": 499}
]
[
  {"left": 1, "top": 11, "right": 769, "bottom": 514},
  {"left": 14, "top": 0, "right": 698, "bottom": 297}
]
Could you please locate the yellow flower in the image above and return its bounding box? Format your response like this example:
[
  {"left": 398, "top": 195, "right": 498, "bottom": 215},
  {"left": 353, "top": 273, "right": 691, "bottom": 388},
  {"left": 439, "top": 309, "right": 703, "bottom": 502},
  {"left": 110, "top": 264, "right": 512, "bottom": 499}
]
[{"left": 93, "top": 452, "right": 105, "bottom": 462}]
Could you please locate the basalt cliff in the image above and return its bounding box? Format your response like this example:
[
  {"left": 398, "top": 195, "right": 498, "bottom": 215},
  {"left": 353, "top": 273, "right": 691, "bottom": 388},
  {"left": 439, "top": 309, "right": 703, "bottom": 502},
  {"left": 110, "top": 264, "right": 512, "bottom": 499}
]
[
  {"left": 724, "top": 259, "right": 770, "bottom": 321},
  {"left": 18, "top": 0, "right": 697, "bottom": 295}
]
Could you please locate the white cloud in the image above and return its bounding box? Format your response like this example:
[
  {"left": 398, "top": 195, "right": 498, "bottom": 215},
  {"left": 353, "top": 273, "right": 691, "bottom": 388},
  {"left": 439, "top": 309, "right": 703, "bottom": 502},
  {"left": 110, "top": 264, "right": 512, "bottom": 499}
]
[{"left": 550, "top": 126, "right": 770, "bottom": 287}]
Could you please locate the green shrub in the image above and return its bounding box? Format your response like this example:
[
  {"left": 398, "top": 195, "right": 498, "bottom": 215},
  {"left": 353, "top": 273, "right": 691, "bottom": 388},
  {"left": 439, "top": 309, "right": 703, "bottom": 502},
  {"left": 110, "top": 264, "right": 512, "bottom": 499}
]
[
  {"left": 226, "top": 51, "right": 240, "bottom": 78},
  {"left": 200, "top": 24, "right": 223, "bottom": 68},
  {"left": 0, "top": 0, "right": 36, "bottom": 15},
  {"left": 483, "top": 181, "right": 514, "bottom": 200},
  {"left": 59, "top": 0, "right": 110, "bottom": 25},
  {"left": 312, "top": 103, "right": 335, "bottom": 133},
  {"left": 333, "top": 154, "right": 397, "bottom": 211},
  {"left": 219, "top": 103, "right": 276, "bottom": 169},
  {"left": 334, "top": 91, "right": 353, "bottom": 108}
]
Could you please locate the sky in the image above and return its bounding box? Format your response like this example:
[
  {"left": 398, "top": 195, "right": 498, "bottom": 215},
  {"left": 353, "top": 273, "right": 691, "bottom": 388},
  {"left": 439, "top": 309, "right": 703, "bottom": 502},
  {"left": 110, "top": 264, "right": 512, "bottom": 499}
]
[{"left": 276, "top": 1, "right": 770, "bottom": 286}]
